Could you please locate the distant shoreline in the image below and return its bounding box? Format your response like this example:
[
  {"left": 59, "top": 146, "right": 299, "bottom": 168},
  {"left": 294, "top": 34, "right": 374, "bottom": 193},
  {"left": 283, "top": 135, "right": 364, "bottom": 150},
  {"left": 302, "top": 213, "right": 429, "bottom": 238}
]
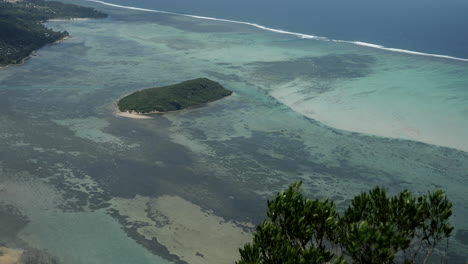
[
  {"left": 0, "top": 0, "right": 107, "bottom": 68},
  {"left": 0, "top": 35, "right": 72, "bottom": 70},
  {"left": 0, "top": 16, "right": 91, "bottom": 69},
  {"left": 0, "top": 15, "right": 98, "bottom": 69}
]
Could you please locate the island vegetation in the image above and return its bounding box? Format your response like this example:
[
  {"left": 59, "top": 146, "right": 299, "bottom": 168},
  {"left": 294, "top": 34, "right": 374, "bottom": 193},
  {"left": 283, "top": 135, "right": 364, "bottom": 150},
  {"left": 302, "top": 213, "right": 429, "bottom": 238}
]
[
  {"left": 118, "top": 78, "right": 232, "bottom": 113},
  {"left": 238, "top": 182, "right": 453, "bottom": 264},
  {"left": 0, "top": 0, "right": 107, "bottom": 66}
]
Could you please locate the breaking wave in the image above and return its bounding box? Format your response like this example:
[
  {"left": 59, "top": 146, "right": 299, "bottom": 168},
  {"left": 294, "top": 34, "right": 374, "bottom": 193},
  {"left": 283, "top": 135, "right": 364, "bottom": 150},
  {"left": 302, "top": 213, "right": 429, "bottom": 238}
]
[{"left": 85, "top": 0, "right": 468, "bottom": 62}]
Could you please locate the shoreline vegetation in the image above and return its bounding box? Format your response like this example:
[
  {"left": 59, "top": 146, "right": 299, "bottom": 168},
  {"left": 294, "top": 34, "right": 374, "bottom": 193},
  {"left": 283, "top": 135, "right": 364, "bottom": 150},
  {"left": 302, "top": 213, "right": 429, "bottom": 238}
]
[
  {"left": 0, "top": 35, "right": 71, "bottom": 70},
  {"left": 0, "top": 0, "right": 107, "bottom": 67},
  {"left": 116, "top": 78, "right": 232, "bottom": 117}
]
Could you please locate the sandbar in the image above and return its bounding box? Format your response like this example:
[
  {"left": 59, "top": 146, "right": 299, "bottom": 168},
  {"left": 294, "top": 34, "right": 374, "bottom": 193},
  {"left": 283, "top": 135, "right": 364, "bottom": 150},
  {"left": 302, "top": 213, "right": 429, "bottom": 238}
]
[
  {"left": 0, "top": 247, "right": 23, "bottom": 264},
  {"left": 114, "top": 111, "right": 153, "bottom": 119},
  {"left": 109, "top": 195, "right": 253, "bottom": 264}
]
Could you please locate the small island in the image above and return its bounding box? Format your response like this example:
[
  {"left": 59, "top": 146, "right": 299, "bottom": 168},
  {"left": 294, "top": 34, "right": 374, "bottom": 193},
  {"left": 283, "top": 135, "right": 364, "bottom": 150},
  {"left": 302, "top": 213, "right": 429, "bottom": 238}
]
[{"left": 117, "top": 78, "right": 232, "bottom": 114}]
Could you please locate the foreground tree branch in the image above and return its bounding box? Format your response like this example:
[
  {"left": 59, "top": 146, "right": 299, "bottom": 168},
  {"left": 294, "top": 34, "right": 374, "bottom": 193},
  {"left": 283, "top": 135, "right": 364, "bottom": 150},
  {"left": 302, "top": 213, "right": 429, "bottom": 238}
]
[{"left": 237, "top": 182, "right": 453, "bottom": 264}]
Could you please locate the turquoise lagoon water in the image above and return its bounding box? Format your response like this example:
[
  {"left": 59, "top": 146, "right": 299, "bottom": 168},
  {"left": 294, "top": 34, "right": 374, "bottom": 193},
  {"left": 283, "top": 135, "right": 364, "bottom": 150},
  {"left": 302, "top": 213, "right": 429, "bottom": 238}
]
[{"left": 0, "top": 1, "right": 467, "bottom": 263}]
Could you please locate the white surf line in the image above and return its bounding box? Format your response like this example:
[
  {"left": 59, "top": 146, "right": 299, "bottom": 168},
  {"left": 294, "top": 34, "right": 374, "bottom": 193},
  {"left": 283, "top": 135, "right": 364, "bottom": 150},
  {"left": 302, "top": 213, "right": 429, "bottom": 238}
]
[
  {"left": 334, "top": 41, "right": 468, "bottom": 62},
  {"left": 84, "top": 0, "right": 327, "bottom": 40},
  {"left": 86, "top": 0, "right": 468, "bottom": 63}
]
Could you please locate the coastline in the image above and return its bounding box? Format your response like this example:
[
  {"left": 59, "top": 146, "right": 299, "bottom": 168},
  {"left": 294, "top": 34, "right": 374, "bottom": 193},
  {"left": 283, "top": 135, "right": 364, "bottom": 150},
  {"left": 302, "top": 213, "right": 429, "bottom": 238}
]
[
  {"left": 0, "top": 52, "right": 36, "bottom": 70},
  {"left": 0, "top": 35, "right": 72, "bottom": 70},
  {"left": 0, "top": 15, "right": 94, "bottom": 70},
  {"left": 53, "top": 35, "right": 72, "bottom": 44}
]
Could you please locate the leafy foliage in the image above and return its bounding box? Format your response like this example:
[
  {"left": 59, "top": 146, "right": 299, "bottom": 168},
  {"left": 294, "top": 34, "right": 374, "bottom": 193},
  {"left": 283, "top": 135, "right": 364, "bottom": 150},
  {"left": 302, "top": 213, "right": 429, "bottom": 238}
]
[
  {"left": 237, "top": 182, "right": 453, "bottom": 264},
  {"left": 118, "top": 78, "right": 232, "bottom": 113},
  {"left": 0, "top": 0, "right": 106, "bottom": 66}
]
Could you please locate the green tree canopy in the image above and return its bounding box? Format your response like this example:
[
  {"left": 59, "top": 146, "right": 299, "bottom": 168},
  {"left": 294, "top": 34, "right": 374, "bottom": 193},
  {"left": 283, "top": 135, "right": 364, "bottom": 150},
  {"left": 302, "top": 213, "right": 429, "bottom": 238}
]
[
  {"left": 0, "top": 0, "right": 106, "bottom": 66},
  {"left": 237, "top": 182, "right": 453, "bottom": 264}
]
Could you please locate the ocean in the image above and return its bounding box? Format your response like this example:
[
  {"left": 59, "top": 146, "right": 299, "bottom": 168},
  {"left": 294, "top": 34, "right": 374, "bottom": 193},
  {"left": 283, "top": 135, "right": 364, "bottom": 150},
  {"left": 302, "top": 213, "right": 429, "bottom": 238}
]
[
  {"left": 0, "top": 0, "right": 467, "bottom": 263},
  {"left": 92, "top": 0, "right": 468, "bottom": 59}
]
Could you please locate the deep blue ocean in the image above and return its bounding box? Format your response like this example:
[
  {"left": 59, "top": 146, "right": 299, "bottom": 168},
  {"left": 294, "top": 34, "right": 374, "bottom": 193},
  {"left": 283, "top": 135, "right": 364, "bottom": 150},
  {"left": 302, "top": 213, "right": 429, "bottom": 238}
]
[{"left": 101, "top": 0, "right": 468, "bottom": 59}]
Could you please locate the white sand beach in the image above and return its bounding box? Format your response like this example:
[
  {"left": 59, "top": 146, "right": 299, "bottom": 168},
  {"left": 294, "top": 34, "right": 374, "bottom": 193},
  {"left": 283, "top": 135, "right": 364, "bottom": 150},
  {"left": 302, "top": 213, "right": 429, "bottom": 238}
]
[{"left": 115, "top": 111, "right": 153, "bottom": 119}]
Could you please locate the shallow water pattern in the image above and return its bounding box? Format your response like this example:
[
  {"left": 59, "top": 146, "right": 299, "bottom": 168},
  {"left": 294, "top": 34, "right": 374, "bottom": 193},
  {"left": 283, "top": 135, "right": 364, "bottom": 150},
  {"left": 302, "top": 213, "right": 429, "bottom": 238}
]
[{"left": 0, "top": 1, "right": 467, "bottom": 263}]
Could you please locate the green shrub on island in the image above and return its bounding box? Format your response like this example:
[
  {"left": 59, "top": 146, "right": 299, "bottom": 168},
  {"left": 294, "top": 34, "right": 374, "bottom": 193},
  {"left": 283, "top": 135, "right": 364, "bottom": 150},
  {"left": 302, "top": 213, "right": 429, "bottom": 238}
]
[
  {"left": 0, "top": 0, "right": 107, "bottom": 66},
  {"left": 118, "top": 78, "right": 232, "bottom": 113},
  {"left": 237, "top": 182, "right": 453, "bottom": 264}
]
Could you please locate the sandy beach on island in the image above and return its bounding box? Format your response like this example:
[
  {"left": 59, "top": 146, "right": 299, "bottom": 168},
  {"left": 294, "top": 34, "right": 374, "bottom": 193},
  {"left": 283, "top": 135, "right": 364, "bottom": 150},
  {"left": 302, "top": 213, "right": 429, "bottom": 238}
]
[
  {"left": 0, "top": 247, "right": 23, "bottom": 264},
  {"left": 47, "top": 18, "right": 91, "bottom": 22},
  {"left": 113, "top": 106, "right": 219, "bottom": 119},
  {"left": 115, "top": 111, "right": 153, "bottom": 119}
]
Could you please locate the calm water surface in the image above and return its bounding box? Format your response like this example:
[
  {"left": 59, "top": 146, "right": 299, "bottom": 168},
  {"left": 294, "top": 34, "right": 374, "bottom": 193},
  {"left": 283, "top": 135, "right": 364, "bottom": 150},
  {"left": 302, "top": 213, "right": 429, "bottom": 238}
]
[{"left": 0, "top": 1, "right": 467, "bottom": 263}]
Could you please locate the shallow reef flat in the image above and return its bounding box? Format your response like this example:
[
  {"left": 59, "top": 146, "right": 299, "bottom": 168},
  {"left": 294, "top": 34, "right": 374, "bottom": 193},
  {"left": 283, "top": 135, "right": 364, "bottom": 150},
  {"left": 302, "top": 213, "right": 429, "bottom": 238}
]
[
  {"left": 109, "top": 195, "right": 252, "bottom": 264},
  {"left": 0, "top": 0, "right": 467, "bottom": 263}
]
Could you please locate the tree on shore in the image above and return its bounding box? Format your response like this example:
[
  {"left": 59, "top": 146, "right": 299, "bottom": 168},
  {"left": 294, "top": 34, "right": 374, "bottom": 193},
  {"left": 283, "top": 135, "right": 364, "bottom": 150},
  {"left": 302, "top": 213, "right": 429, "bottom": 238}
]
[{"left": 237, "top": 182, "right": 453, "bottom": 264}]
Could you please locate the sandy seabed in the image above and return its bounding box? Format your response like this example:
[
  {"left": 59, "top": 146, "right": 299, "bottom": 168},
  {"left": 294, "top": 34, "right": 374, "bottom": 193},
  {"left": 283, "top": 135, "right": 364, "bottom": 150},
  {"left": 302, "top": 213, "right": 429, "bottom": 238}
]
[
  {"left": 0, "top": 247, "right": 23, "bottom": 264},
  {"left": 110, "top": 195, "right": 253, "bottom": 264}
]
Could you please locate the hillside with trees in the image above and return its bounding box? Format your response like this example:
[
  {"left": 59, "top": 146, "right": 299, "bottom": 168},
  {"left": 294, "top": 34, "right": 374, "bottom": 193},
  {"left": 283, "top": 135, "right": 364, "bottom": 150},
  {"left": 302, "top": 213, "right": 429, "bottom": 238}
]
[
  {"left": 0, "top": 0, "right": 107, "bottom": 66},
  {"left": 238, "top": 182, "right": 454, "bottom": 264}
]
